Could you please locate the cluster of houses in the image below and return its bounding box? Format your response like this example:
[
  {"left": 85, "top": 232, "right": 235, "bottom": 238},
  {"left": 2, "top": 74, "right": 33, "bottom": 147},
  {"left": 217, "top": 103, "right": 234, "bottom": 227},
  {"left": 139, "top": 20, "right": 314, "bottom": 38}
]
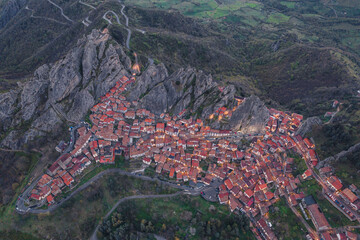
[
  {"left": 28, "top": 70, "right": 360, "bottom": 240},
  {"left": 321, "top": 168, "right": 360, "bottom": 221},
  {"left": 29, "top": 76, "right": 135, "bottom": 204}
]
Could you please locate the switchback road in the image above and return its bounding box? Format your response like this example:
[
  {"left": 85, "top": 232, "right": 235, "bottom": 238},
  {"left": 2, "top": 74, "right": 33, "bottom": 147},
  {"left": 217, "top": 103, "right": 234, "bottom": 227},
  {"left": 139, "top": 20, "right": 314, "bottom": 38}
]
[
  {"left": 102, "top": 10, "right": 121, "bottom": 25},
  {"left": 102, "top": 3, "right": 132, "bottom": 49}
]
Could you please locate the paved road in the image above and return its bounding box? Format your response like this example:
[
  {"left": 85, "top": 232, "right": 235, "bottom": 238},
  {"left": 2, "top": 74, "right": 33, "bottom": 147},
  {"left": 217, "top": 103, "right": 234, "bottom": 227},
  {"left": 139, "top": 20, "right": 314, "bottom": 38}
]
[
  {"left": 120, "top": 3, "right": 131, "bottom": 49},
  {"left": 102, "top": 3, "right": 132, "bottom": 49},
  {"left": 148, "top": 57, "right": 154, "bottom": 65},
  {"left": 292, "top": 137, "right": 360, "bottom": 225},
  {"left": 79, "top": 0, "right": 96, "bottom": 10},
  {"left": 120, "top": 4, "right": 129, "bottom": 27},
  {"left": 90, "top": 191, "right": 185, "bottom": 240},
  {"left": 16, "top": 167, "right": 202, "bottom": 214},
  {"left": 47, "top": 0, "right": 74, "bottom": 23},
  {"left": 16, "top": 175, "right": 43, "bottom": 214},
  {"left": 124, "top": 28, "right": 131, "bottom": 49},
  {"left": 64, "top": 122, "right": 89, "bottom": 154},
  {"left": 15, "top": 123, "right": 86, "bottom": 213},
  {"left": 102, "top": 10, "right": 121, "bottom": 25}
]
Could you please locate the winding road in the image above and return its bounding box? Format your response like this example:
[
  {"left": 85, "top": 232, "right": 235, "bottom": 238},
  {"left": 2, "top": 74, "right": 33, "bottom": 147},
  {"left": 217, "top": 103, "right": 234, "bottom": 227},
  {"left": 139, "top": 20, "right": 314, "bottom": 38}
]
[
  {"left": 47, "top": 0, "right": 74, "bottom": 23},
  {"left": 101, "top": 3, "right": 133, "bottom": 49},
  {"left": 102, "top": 10, "right": 121, "bottom": 25},
  {"left": 120, "top": 4, "right": 129, "bottom": 27},
  {"left": 119, "top": 2, "right": 131, "bottom": 49},
  {"left": 16, "top": 167, "right": 204, "bottom": 214}
]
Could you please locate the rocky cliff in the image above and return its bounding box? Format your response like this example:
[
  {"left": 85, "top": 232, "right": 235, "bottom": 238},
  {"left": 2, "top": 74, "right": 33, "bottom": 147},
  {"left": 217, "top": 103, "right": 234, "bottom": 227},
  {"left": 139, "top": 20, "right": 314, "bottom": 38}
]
[
  {"left": 0, "top": 29, "right": 270, "bottom": 150},
  {"left": 127, "top": 66, "right": 220, "bottom": 116},
  {"left": 127, "top": 66, "right": 268, "bottom": 134},
  {"left": 0, "top": 29, "right": 132, "bottom": 149},
  {"left": 226, "top": 95, "right": 269, "bottom": 134},
  {"left": 295, "top": 116, "right": 322, "bottom": 137},
  {"left": 0, "top": 0, "right": 26, "bottom": 29}
]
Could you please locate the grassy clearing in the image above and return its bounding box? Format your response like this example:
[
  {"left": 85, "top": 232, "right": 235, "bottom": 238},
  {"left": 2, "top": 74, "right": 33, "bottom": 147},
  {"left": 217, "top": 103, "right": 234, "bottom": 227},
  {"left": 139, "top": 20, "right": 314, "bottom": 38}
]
[
  {"left": 100, "top": 195, "right": 255, "bottom": 240},
  {"left": 246, "top": 2, "right": 261, "bottom": 9},
  {"left": 334, "top": 148, "right": 360, "bottom": 188},
  {"left": 267, "top": 13, "right": 290, "bottom": 24},
  {"left": 280, "top": 1, "right": 296, "bottom": 9},
  {"left": 0, "top": 151, "right": 42, "bottom": 226},
  {"left": 0, "top": 230, "right": 41, "bottom": 240},
  {"left": 0, "top": 174, "right": 178, "bottom": 239},
  {"left": 289, "top": 152, "right": 307, "bottom": 177},
  {"left": 55, "top": 155, "right": 128, "bottom": 201},
  {"left": 269, "top": 198, "right": 307, "bottom": 239}
]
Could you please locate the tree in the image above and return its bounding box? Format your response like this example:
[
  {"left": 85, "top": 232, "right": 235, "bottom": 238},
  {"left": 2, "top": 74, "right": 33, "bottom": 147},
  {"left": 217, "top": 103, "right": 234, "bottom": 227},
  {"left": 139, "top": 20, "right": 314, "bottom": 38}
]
[
  {"left": 146, "top": 221, "right": 154, "bottom": 232},
  {"left": 161, "top": 223, "right": 166, "bottom": 231},
  {"left": 206, "top": 221, "right": 211, "bottom": 235},
  {"left": 140, "top": 219, "right": 147, "bottom": 232}
]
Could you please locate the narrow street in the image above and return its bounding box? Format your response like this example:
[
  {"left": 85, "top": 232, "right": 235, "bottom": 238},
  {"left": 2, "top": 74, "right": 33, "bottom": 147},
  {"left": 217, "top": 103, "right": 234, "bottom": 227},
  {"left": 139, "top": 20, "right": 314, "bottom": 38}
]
[{"left": 284, "top": 190, "right": 319, "bottom": 239}]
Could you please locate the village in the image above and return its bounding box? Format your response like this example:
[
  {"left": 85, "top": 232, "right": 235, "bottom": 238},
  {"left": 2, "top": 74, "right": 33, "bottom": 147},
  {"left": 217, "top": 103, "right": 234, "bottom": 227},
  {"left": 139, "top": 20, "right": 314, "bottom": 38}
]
[{"left": 21, "top": 69, "right": 360, "bottom": 240}]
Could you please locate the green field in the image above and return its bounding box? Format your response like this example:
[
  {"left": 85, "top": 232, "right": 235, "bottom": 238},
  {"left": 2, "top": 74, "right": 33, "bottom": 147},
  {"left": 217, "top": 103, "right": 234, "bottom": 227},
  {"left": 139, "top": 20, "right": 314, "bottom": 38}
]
[
  {"left": 98, "top": 195, "right": 255, "bottom": 239},
  {"left": 269, "top": 198, "right": 307, "bottom": 239},
  {"left": 280, "top": 1, "right": 296, "bottom": 9},
  {"left": 266, "top": 13, "right": 290, "bottom": 24},
  {"left": 0, "top": 230, "right": 41, "bottom": 240},
  {"left": 0, "top": 174, "right": 179, "bottom": 239},
  {"left": 123, "top": 0, "right": 263, "bottom": 20}
]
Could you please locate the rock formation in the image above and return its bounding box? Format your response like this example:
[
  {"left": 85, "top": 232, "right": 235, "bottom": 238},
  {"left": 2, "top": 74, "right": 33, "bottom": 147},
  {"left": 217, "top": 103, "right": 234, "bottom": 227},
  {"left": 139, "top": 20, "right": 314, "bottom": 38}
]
[
  {"left": 128, "top": 66, "right": 218, "bottom": 116},
  {"left": 0, "top": 29, "right": 270, "bottom": 149},
  {"left": 0, "top": 0, "right": 26, "bottom": 29},
  {"left": 317, "top": 142, "right": 360, "bottom": 168},
  {"left": 227, "top": 95, "right": 269, "bottom": 134},
  {"left": 296, "top": 116, "right": 322, "bottom": 137},
  {"left": 0, "top": 29, "right": 132, "bottom": 149}
]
